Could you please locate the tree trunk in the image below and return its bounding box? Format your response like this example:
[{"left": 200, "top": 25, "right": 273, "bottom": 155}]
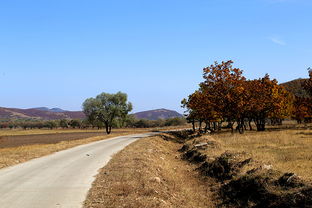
[
  {"left": 105, "top": 122, "right": 111, "bottom": 134},
  {"left": 192, "top": 120, "right": 195, "bottom": 132},
  {"left": 236, "top": 119, "right": 244, "bottom": 134},
  {"left": 218, "top": 122, "right": 222, "bottom": 131},
  {"left": 204, "top": 122, "right": 208, "bottom": 133},
  {"left": 248, "top": 119, "right": 253, "bottom": 131},
  {"left": 204, "top": 121, "right": 211, "bottom": 133},
  {"left": 255, "top": 118, "right": 266, "bottom": 131}
]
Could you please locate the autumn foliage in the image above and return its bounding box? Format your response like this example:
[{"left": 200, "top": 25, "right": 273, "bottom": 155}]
[
  {"left": 303, "top": 68, "right": 312, "bottom": 96},
  {"left": 182, "top": 61, "right": 296, "bottom": 133},
  {"left": 293, "top": 68, "right": 312, "bottom": 123}
]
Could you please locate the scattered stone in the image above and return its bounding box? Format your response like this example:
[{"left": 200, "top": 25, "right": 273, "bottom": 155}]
[
  {"left": 182, "top": 149, "right": 207, "bottom": 163},
  {"left": 159, "top": 199, "right": 167, "bottom": 204},
  {"left": 197, "top": 152, "right": 252, "bottom": 181},
  {"left": 262, "top": 164, "right": 273, "bottom": 170},
  {"left": 150, "top": 177, "right": 161, "bottom": 183},
  {"left": 278, "top": 173, "right": 305, "bottom": 188},
  {"left": 178, "top": 144, "right": 189, "bottom": 152},
  {"left": 194, "top": 143, "right": 209, "bottom": 150},
  {"left": 220, "top": 169, "right": 312, "bottom": 208}
]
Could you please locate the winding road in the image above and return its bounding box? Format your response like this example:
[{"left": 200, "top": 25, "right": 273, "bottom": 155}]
[{"left": 0, "top": 133, "right": 157, "bottom": 208}]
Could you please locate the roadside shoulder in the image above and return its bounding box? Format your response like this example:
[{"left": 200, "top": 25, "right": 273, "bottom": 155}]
[{"left": 84, "top": 135, "right": 217, "bottom": 208}]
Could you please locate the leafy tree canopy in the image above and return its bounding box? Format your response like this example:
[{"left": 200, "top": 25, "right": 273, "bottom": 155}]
[{"left": 83, "top": 92, "right": 132, "bottom": 134}]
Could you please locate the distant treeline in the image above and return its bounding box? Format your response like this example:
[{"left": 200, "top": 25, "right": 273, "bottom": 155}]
[{"left": 0, "top": 116, "right": 186, "bottom": 130}]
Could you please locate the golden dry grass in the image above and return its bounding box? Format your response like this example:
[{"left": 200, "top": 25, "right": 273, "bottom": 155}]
[
  {"left": 212, "top": 128, "right": 312, "bottom": 181},
  {"left": 0, "top": 128, "right": 147, "bottom": 137},
  {"left": 84, "top": 136, "right": 218, "bottom": 208},
  {"left": 0, "top": 130, "right": 147, "bottom": 169}
]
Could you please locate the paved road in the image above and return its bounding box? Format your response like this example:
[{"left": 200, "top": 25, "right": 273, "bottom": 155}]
[{"left": 0, "top": 133, "right": 157, "bottom": 208}]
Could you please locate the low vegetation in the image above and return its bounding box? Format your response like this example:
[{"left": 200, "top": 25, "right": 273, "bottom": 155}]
[
  {"left": 84, "top": 124, "right": 312, "bottom": 207},
  {"left": 167, "top": 128, "right": 312, "bottom": 207},
  {"left": 0, "top": 117, "right": 186, "bottom": 132},
  {"left": 213, "top": 128, "right": 312, "bottom": 180},
  {"left": 84, "top": 136, "right": 218, "bottom": 208}
]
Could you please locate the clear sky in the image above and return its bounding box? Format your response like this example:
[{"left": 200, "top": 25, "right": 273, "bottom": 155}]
[{"left": 0, "top": 0, "right": 311, "bottom": 113}]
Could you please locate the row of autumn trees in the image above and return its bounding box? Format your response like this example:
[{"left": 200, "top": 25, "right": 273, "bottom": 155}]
[
  {"left": 182, "top": 61, "right": 312, "bottom": 133},
  {"left": 293, "top": 68, "right": 312, "bottom": 123}
]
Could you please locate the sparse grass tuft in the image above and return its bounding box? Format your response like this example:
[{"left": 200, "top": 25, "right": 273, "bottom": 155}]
[{"left": 84, "top": 136, "right": 218, "bottom": 208}]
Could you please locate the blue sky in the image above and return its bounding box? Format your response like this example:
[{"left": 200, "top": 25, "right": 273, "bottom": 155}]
[{"left": 0, "top": 0, "right": 311, "bottom": 113}]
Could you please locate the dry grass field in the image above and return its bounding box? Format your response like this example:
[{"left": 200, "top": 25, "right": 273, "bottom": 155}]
[
  {"left": 83, "top": 124, "right": 312, "bottom": 207},
  {"left": 212, "top": 127, "right": 312, "bottom": 181},
  {"left": 84, "top": 136, "right": 218, "bottom": 208}
]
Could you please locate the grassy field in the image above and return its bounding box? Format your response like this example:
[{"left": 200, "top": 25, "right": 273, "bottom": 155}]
[
  {"left": 211, "top": 127, "right": 312, "bottom": 181},
  {"left": 84, "top": 136, "right": 218, "bottom": 208},
  {"left": 83, "top": 124, "right": 312, "bottom": 207}
]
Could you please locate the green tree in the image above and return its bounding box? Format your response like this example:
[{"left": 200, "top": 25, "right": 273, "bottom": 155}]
[
  {"left": 69, "top": 119, "right": 82, "bottom": 129},
  {"left": 46, "top": 121, "right": 58, "bottom": 129},
  {"left": 83, "top": 92, "right": 133, "bottom": 134},
  {"left": 59, "top": 119, "right": 69, "bottom": 129}
]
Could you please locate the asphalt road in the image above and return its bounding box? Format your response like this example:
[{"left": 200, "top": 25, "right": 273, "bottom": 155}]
[{"left": 0, "top": 133, "right": 157, "bottom": 208}]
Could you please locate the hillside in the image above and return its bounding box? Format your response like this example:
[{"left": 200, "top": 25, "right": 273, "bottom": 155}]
[
  {"left": 0, "top": 107, "right": 85, "bottom": 120},
  {"left": 281, "top": 78, "right": 310, "bottom": 98},
  {"left": 0, "top": 107, "right": 183, "bottom": 121},
  {"left": 31, "top": 107, "right": 66, "bottom": 112},
  {"left": 133, "top": 108, "right": 183, "bottom": 120}
]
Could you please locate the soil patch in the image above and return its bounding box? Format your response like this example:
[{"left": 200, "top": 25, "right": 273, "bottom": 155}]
[
  {"left": 0, "top": 131, "right": 142, "bottom": 169},
  {"left": 0, "top": 130, "right": 131, "bottom": 148}
]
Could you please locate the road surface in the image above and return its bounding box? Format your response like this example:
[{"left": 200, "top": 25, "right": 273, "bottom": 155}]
[{"left": 0, "top": 133, "right": 157, "bottom": 208}]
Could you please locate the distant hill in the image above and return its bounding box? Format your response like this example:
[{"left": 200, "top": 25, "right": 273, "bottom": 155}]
[
  {"left": 280, "top": 78, "right": 310, "bottom": 98},
  {"left": 0, "top": 107, "right": 85, "bottom": 120},
  {"left": 31, "top": 107, "right": 66, "bottom": 113},
  {"left": 133, "top": 109, "right": 183, "bottom": 120},
  {"left": 0, "top": 107, "right": 183, "bottom": 121}
]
